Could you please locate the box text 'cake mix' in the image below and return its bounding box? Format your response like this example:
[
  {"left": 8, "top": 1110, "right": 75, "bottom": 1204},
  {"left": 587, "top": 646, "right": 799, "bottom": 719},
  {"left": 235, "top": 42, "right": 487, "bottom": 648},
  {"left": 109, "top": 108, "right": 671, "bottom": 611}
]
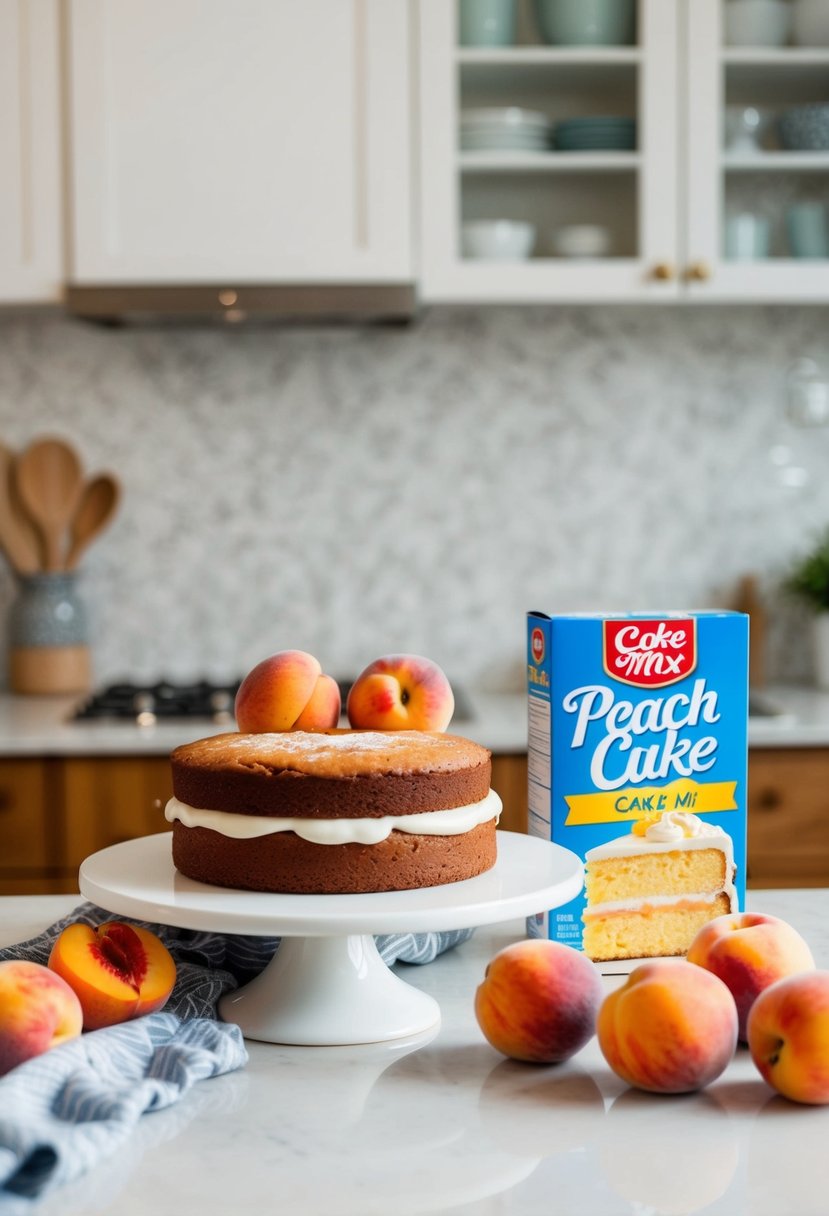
[{"left": 526, "top": 612, "right": 748, "bottom": 970}]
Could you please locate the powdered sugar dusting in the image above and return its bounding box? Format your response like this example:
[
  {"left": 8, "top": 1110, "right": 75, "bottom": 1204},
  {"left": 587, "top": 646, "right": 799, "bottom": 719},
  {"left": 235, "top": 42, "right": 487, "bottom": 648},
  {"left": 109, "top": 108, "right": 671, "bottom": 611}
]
[{"left": 174, "top": 730, "right": 488, "bottom": 777}]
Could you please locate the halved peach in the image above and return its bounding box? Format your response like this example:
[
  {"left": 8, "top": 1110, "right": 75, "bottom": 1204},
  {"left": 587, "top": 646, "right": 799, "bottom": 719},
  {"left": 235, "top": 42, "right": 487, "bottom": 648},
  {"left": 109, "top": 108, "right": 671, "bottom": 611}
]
[{"left": 48, "top": 921, "right": 177, "bottom": 1031}]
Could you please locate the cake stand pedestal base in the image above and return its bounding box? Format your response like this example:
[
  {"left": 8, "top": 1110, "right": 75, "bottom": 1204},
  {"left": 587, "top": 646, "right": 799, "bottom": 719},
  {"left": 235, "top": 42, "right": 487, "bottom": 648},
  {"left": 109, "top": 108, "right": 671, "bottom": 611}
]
[
  {"left": 219, "top": 933, "right": 440, "bottom": 1045},
  {"left": 79, "top": 831, "right": 584, "bottom": 1048}
]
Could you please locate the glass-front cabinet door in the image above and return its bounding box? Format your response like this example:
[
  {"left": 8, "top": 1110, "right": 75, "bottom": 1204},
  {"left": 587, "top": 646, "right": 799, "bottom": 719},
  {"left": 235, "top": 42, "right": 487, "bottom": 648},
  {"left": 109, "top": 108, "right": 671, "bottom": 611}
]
[
  {"left": 418, "top": 0, "right": 681, "bottom": 302},
  {"left": 685, "top": 0, "right": 829, "bottom": 301}
]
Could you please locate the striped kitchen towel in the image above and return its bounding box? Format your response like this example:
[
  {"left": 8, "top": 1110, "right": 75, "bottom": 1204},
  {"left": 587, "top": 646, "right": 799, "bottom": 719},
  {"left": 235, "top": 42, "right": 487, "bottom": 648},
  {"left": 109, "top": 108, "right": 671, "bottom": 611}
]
[{"left": 0, "top": 903, "right": 472, "bottom": 1203}]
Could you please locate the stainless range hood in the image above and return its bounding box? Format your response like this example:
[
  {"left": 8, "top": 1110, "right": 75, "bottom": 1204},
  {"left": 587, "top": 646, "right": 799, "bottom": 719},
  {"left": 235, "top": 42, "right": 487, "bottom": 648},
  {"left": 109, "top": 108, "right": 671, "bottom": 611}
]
[{"left": 65, "top": 283, "right": 418, "bottom": 324}]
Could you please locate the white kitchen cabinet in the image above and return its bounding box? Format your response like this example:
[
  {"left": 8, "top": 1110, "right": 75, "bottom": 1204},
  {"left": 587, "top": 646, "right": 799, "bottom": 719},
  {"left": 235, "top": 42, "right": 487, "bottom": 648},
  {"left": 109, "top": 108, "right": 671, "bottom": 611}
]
[
  {"left": 0, "top": 0, "right": 63, "bottom": 302},
  {"left": 419, "top": 0, "right": 829, "bottom": 304},
  {"left": 686, "top": 0, "right": 829, "bottom": 301},
  {"left": 67, "top": 0, "right": 413, "bottom": 285},
  {"left": 419, "top": 0, "right": 680, "bottom": 302}
]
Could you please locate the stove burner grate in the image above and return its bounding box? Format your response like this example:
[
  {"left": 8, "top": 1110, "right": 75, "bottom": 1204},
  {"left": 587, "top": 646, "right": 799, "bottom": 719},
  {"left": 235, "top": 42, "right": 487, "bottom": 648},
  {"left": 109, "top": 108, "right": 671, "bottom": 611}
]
[{"left": 72, "top": 680, "right": 240, "bottom": 724}]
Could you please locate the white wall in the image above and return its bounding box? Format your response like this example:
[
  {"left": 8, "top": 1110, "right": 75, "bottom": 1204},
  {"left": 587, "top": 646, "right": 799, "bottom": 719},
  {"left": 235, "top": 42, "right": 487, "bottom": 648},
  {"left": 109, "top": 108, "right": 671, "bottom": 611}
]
[{"left": 0, "top": 305, "right": 827, "bottom": 690}]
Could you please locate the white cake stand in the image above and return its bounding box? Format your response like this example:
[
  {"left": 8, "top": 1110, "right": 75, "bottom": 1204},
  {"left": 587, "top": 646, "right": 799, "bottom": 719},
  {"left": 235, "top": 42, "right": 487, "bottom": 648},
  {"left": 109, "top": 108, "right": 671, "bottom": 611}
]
[{"left": 79, "top": 831, "right": 583, "bottom": 1047}]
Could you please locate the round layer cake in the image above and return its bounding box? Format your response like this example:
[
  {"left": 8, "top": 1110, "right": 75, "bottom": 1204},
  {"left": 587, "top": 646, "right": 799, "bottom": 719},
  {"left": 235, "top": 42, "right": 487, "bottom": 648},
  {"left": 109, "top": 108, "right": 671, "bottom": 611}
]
[{"left": 165, "top": 729, "right": 500, "bottom": 894}]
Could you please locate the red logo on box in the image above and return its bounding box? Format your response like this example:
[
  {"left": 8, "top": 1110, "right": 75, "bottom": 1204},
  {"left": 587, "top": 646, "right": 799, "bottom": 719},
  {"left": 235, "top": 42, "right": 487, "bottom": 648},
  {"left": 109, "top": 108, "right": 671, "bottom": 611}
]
[
  {"left": 603, "top": 619, "right": 697, "bottom": 688},
  {"left": 531, "top": 627, "right": 545, "bottom": 664}
]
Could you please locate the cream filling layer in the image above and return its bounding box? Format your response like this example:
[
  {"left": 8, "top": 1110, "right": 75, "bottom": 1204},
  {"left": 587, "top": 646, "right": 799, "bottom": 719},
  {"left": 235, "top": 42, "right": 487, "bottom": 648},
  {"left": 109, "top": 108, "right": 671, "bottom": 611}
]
[
  {"left": 583, "top": 890, "right": 733, "bottom": 918},
  {"left": 164, "top": 789, "right": 502, "bottom": 846}
]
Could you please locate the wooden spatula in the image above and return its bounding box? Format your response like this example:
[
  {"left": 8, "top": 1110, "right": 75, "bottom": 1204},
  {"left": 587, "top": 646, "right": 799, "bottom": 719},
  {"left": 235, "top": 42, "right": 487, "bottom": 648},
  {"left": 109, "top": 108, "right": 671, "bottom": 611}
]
[
  {"left": 14, "top": 437, "right": 84, "bottom": 571},
  {"left": 65, "top": 473, "right": 122, "bottom": 569},
  {"left": 0, "top": 442, "right": 42, "bottom": 574}
]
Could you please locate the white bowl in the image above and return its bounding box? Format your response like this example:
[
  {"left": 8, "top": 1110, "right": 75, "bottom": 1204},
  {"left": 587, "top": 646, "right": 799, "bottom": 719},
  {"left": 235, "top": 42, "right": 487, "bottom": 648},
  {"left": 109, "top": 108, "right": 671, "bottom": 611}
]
[
  {"left": 792, "top": 0, "right": 829, "bottom": 45},
  {"left": 552, "top": 224, "right": 611, "bottom": 258},
  {"left": 461, "top": 220, "right": 536, "bottom": 260},
  {"left": 724, "top": 0, "right": 791, "bottom": 45}
]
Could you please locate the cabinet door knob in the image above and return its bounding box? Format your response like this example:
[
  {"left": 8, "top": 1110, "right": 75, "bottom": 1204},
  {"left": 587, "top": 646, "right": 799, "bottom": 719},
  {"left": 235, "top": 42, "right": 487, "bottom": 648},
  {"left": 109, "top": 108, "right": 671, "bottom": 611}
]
[
  {"left": 650, "top": 262, "right": 675, "bottom": 281},
  {"left": 756, "top": 786, "right": 782, "bottom": 811},
  {"left": 686, "top": 260, "right": 712, "bottom": 282}
]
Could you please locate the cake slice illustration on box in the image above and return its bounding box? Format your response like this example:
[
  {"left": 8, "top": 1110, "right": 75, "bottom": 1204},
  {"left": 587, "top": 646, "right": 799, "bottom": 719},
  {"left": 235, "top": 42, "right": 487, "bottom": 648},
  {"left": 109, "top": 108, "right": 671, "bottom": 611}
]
[{"left": 581, "top": 810, "right": 738, "bottom": 962}]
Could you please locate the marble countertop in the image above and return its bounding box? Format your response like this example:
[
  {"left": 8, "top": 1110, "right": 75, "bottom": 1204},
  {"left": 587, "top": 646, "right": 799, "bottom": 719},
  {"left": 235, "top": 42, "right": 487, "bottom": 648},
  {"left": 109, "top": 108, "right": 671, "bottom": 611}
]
[
  {"left": 2, "top": 888, "right": 827, "bottom": 1216},
  {"left": 3, "top": 685, "right": 829, "bottom": 757}
]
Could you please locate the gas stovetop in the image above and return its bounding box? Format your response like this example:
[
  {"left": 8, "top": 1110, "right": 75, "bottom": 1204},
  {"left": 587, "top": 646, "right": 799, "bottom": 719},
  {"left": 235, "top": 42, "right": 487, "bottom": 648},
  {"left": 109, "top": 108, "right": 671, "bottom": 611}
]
[
  {"left": 72, "top": 680, "right": 241, "bottom": 725},
  {"left": 72, "top": 679, "right": 473, "bottom": 726}
]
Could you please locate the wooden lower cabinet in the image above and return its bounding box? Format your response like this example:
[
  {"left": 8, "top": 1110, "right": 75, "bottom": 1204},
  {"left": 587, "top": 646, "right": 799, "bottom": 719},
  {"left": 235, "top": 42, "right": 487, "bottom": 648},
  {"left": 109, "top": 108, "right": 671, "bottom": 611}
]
[
  {"left": 0, "top": 756, "right": 172, "bottom": 896},
  {"left": 0, "top": 748, "right": 826, "bottom": 894},
  {"left": 746, "top": 748, "right": 829, "bottom": 888},
  {"left": 490, "top": 755, "right": 529, "bottom": 835},
  {"left": 60, "top": 757, "right": 173, "bottom": 879},
  {"left": 0, "top": 758, "right": 64, "bottom": 894}
]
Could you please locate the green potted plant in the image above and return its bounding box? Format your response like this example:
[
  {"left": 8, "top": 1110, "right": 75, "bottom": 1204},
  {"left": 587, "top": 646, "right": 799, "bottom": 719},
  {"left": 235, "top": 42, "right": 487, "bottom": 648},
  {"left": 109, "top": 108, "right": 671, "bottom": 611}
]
[{"left": 785, "top": 529, "right": 829, "bottom": 689}]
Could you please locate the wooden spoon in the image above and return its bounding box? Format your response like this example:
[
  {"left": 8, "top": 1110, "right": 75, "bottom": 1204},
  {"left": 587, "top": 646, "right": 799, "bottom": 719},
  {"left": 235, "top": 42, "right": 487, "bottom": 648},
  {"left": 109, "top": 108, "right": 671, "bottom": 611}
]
[
  {"left": 65, "top": 473, "right": 122, "bottom": 569},
  {"left": 0, "top": 442, "right": 42, "bottom": 574},
  {"left": 14, "top": 437, "right": 84, "bottom": 571}
]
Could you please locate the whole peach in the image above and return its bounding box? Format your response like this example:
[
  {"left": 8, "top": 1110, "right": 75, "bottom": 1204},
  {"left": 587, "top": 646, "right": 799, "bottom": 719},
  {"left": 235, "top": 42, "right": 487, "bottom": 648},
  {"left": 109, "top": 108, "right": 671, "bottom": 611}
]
[
  {"left": 49, "top": 921, "right": 177, "bottom": 1031},
  {"left": 0, "top": 959, "right": 83, "bottom": 1076},
  {"left": 347, "top": 654, "right": 454, "bottom": 732},
  {"left": 598, "top": 960, "right": 738, "bottom": 1094},
  {"left": 474, "top": 939, "right": 603, "bottom": 1064},
  {"left": 687, "top": 912, "right": 815, "bottom": 1040},
  {"left": 747, "top": 970, "right": 829, "bottom": 1105},
  {"left": 235, "top": 650, "right": 340, "bottom": 732}
]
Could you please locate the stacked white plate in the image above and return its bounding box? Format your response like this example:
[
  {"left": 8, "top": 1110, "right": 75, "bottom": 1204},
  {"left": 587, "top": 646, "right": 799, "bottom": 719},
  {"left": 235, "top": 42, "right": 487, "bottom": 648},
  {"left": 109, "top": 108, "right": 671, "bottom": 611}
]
[{"left": 460, "top": 107, "right": 550, "bottom": 152}]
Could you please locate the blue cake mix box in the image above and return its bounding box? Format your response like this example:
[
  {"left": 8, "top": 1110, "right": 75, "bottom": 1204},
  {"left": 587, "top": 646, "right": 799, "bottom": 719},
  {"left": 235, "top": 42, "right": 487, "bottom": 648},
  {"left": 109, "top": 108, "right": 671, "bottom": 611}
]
[{"left": 526, "top": 611, "right": 748, "bottom": 970}]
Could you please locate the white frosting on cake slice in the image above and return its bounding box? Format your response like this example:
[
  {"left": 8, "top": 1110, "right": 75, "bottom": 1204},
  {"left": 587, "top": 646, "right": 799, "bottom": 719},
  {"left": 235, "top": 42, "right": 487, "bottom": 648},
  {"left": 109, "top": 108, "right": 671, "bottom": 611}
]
[{"left": 583, "top": 811, "right": 738, "bottom": 917}]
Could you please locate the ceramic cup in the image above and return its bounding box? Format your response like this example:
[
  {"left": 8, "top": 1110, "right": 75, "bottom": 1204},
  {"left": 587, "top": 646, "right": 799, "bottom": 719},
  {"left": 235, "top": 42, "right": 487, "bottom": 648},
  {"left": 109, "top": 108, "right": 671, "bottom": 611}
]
[
  {"left": 459, "top": 0, "right": 516, "bottom": 46},
  {"left": 786, "top": 202, "right": 829, "bottom": 257},
  {"left": 533, "top": 0, "right": 636, "bottom": 45},
  {"left": 724, "top": 212, "right": 772, "bottom": 259}
]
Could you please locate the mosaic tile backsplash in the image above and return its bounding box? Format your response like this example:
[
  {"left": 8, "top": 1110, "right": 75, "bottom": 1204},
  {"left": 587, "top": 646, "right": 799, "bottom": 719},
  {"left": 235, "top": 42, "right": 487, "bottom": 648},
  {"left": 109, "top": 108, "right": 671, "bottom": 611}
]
[{"left": 1, "top": 305, "right": 828, "bottom": 691}]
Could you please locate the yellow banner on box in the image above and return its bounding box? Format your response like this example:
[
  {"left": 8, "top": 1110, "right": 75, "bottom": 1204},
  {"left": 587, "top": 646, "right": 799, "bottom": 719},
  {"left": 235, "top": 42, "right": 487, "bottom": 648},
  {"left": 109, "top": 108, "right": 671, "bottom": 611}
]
[{"left": 563, "top": 778, "right": 738, "bottom": 827}]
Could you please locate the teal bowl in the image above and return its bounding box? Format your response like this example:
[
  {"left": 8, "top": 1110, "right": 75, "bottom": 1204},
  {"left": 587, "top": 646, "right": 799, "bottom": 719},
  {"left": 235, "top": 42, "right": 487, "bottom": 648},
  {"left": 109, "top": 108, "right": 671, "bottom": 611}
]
[{"left": 534, "top": 0, "right": 636, "bottom": 45}]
